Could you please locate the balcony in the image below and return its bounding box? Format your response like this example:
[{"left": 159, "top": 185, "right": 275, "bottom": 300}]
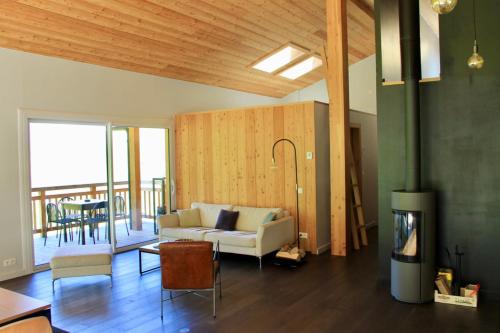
[{"left": 31, "top": 181, "right": 163, "bottom": 266}]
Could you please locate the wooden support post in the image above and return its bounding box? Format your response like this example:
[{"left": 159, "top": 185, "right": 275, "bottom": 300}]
[
  {"left": 128, "top": 128, "right": 143, "bottom": 231},
  {"left": 325, "top": 0, "right": 350, "bottom": 256},
  {"left": 90, "top": 185, "right": 97, "bottom": 199},
  {"left": 40, "top": 190, "right": 47, "bottom": 237}
]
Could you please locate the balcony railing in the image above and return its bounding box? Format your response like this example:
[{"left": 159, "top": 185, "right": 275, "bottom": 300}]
[{"left": 31, "top": 181, "right": 164, "bottom": 235}]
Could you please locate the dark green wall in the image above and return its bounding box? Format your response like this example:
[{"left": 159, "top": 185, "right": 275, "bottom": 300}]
[{"left": 376, "top": 0, "right": 500, "bottom": 299}]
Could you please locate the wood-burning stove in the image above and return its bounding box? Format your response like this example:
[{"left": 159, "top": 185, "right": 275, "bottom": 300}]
[{"left": 391, "top": 191, "right": 435, "bottom": 303}]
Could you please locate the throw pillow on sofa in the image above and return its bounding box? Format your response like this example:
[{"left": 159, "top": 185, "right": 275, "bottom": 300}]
[
  {"left": 178, "top": 208, "right": 201, "bottom": 227},
  {"left": 215, "top": 209, "right": 239, "bottom": 231},
  {"left": 233, "top": 206, "right": 283, "bottom": 231}
]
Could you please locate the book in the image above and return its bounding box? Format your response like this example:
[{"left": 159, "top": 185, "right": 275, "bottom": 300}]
[{"left": 435, "top": 276, "right": 451, "bottom": 295}]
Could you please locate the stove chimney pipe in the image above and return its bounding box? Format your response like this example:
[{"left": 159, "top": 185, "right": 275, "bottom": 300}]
[
  {"left": 391, "top": 0, "right": 435, "bottom": 305},
  {"left": 399, "top": 0, "right": 421, "bottom": 192}
]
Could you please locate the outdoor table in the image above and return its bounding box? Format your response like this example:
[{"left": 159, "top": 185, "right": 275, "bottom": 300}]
[{"left": 61, "top": 198, "right": 107, "bottom": 245}]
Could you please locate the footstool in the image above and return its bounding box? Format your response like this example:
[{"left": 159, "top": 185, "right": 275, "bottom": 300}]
[{"left": 50, "top": 244, "right": 113, "bottom": 292}]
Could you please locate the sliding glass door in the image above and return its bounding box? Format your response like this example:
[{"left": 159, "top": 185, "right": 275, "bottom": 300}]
[
  {"left": 109, "top": 126, "right": 170, "bottom": 250},
  {"left": 28, "top": 119, "right": 170, "bottom": 268},
  {"left": 29, "top": 121, "right": 109, "bottom": 266}
]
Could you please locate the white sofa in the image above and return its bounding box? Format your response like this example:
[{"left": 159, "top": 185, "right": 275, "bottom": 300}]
[{"left": 158, "top": 202, "right": 295, "bottom": 268}]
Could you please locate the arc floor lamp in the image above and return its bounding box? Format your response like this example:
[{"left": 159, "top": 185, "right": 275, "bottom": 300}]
[{"left": 271, "top": 138, "right": 300, "bottom": 249}]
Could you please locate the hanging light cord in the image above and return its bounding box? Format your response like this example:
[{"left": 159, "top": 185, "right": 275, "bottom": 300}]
[{"left": 473, "top": 0, "right": 478, "bottom": 42}]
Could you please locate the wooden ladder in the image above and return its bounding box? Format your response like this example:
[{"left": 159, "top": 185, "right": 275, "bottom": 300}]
[{"left": 349, "top": 145, "right": 368, "bottom": 250}]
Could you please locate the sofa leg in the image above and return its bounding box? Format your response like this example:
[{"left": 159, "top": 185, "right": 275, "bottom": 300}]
[{"left": 258, "top": 256, "right": 262, "bottom": 270}]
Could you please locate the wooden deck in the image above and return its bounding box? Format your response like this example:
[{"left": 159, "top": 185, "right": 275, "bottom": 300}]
[
  {"left": 34, "top": 219, "right": 157, "bottom": 266},
  {"left": 3, "top": 228, "right": 499, "bottom": 333}
]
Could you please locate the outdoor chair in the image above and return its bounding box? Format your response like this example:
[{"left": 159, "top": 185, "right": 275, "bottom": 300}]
[
  {"left": 85, "top": 202, "right": 109, "bottom": 244},
  {"left": 160, "top": 241, "right": 221, "bottom": 320},
  {"left": 58, "top": 196, "right": 82, "bottom": 241},
  {"left": 58, "top": 196, "right": 81, "bottom": 220},
  {"left": 114, "top": 195, "right": 129, "bottom": 236},
  {"left": 46, "top": 203, "right": 77, "bottom": 247}
]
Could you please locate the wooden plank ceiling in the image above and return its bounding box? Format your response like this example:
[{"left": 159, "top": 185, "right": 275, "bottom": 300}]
[{"left": 0, "top": 0, "right": 375, "bottom": 98}]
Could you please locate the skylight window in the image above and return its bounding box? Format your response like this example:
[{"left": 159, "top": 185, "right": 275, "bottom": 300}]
[
  {"left": 252, "top": 45, "right": 306, "bottom": 73},
  {"left": 279, "top": 56, "right": 323, "bottom": 80}
]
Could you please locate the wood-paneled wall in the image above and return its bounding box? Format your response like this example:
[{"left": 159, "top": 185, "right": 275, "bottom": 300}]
[{"left": 175, "top": 101, "right": 327, "bottom": 252}]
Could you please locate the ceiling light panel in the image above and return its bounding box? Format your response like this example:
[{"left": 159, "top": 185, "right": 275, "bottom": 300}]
[
  {"left": 279, "top": 56, "right": 323, "bottom": 80},
  {"left": 252, "top": 46, "right": 306, "bottom": 73}
]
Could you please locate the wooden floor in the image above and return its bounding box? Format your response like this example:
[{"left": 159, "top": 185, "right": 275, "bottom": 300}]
[{"left": 1, "top": 228, "right": 499, "bottom": 333}]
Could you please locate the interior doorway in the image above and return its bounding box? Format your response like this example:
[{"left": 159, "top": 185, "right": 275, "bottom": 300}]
[{"left": 350, "top": 124, "right": 363, "bottom": 199}]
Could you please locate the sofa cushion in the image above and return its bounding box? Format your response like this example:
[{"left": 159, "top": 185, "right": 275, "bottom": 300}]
[
  {"left": 178, "top": 208, "right": 201, "bottom": 227},
  {"left": 50, "top": 244, "right": 112, "bottom": 269},
  {"left": 161, "top": 227, "right": 220, "bottom": 241},
  {"left": 215, "top": 209, "right": 239, "bottom": 231},
  {"left": 191, "top": 202, "right": 233, "bottom": 228},
  {"left": 233, "top": 206, "right": 283, "bottom": 232},
  {"left": 205, "top": 230, "right": 257, "bottom": 248}
]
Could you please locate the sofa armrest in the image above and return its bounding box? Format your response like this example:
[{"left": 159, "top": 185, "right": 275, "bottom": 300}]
[
  {"left": 158, "top": 213, "right": 180, "bottom": 229},
  {"left": 256, "top": 216, "right": 295, "bottom": 257}
]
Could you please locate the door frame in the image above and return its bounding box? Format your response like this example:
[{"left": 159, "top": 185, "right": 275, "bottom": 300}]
[{"left": 18, "top": 107, "right": 171, "bottom": 275}]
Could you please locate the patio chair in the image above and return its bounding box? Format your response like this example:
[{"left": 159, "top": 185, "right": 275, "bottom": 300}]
[
  {"left": 46, "top": 203, "right": 77, "bottom": 247},
  {"left": 58, "top": 197, "right": 81, "bottom": 220},
  {"left": 58, "top": 196, "right": 81, "bottom": 241},
  {"left": 85, "top": 202, "right": 109, "bottom": 244},
  {"left": 160, "top": 241, "right": 222, "bottom": 320},
  {"left": 114, "top": 195, "right": 129, "bottom": 236}
]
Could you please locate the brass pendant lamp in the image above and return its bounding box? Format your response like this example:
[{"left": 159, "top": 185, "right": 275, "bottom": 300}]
[
  {"left": 467, "top": 0, "right": 484, "bottom": 69},
  {"left": 430, "top": 0, "right": 458, "bottom": 14}
]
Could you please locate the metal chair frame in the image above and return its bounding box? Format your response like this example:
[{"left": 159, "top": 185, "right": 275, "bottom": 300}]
[
  {"left": 45, "top": 203, "right": 77, "bottom": 247},
  {"left": 114, "top": 195, "right": 129, "bottom": 236},
  {"left": 84, "top": 202, "right": 109, "bottom": 244}
]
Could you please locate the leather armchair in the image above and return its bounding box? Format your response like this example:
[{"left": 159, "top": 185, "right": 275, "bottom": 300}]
[{"left": 159, "top": 241, "right": 221, "bottom": 319}]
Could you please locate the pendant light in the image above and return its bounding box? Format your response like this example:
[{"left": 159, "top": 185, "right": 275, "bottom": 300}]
[
  {"left": 430, "top": 0, "right": 458, "bottom": 14},
  {"left": 467, "top": 0, "right": 484, "bottom": 69}
]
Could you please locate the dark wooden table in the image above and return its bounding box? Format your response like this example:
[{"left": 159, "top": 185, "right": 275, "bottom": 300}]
[
  {"left": 0, "top": 288, "right": 51, "bottom": 327},
  {"left": 138, "top": 242, "right": 164, "bottom": 275},
  {"left": 61, "top": 199, "right": 107, "bottom": 245}
]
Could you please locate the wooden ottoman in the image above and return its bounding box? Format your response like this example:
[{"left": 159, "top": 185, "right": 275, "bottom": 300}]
[{"left": 50, "top": 244, "right": 113, "bottom": 292}]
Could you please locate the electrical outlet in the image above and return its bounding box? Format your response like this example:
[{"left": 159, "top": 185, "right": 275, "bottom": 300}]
[
  {"left": 299, "top": 232, "right": 308, "bottom": 239},
  {"left": 297, "top": 187, "right": 303, "bottom": 194},
  {"left": 306, "top": 151, "right": 314, "bottom": 160},
  {"left": 3, "top": 258, "right": 16, "bottom": 267}
]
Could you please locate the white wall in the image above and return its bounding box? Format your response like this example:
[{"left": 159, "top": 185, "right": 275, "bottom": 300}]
[
  {"left": 282, "top": 55, "right": 377, "bottom": 115},
  {"left": 0, "top": 48, "right": 280, "bottom": 280}
]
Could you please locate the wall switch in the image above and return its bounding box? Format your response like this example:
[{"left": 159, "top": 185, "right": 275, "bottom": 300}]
[
  {"left": 306, "top": 151, "right": 314, "bottom": 160},
  {"left": 299, "top": 232, "right": 308, "bottom": 239},
  {"left": 297, "top": 187, "right": 303, "bottom": 194},
  {"left": 3, "top": 258, "right": 16, "bottom": 267}
]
